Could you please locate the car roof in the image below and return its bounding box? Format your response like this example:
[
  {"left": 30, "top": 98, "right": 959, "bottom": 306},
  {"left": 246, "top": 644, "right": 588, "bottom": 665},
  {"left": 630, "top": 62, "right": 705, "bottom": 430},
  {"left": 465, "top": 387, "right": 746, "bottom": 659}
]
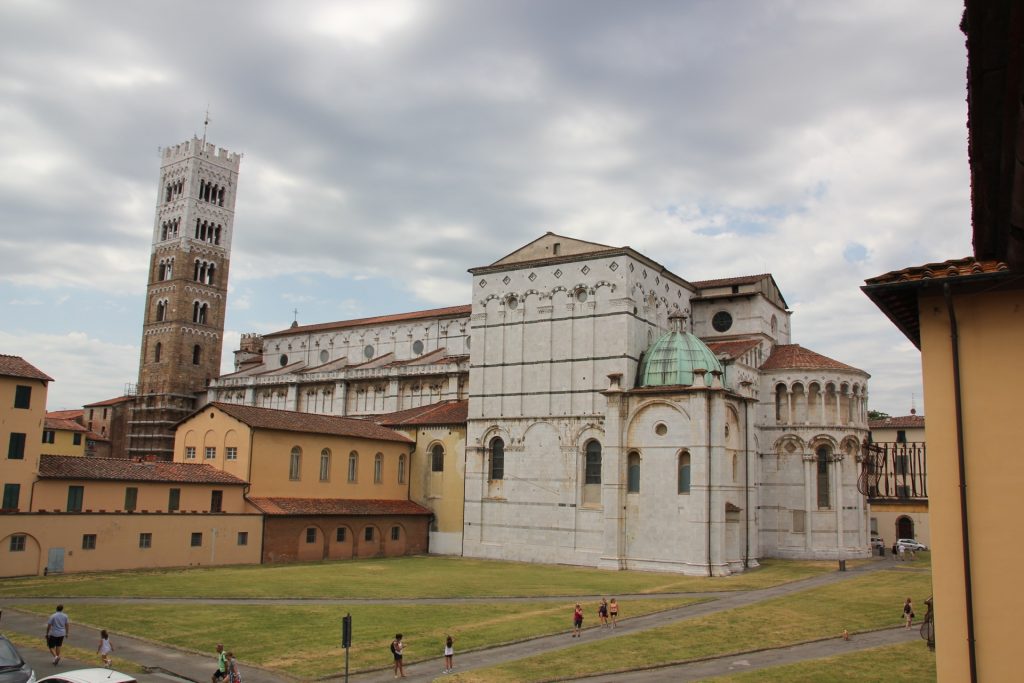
[{"left": 37, "top": 669, "right": 137, "bottom": 683}]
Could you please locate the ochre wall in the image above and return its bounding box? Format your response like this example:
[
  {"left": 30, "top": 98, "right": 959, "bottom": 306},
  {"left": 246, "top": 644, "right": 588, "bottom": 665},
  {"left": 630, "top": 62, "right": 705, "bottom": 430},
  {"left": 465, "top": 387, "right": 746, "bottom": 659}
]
[
  {"left": 918, "top": 287, "right": 1024, "bottom": 682},
  {"left": 31, "top": 479, "right": 247, "bottom": 513},
  {"left": 1, "top": 375, "right": 47, "bottom": 511},
  {"left": 44, "top": 428, "right": 86, "bottom": 457},
  {"left": 0, "top": 512, "right": 262, "bottom": 577},
  {"left": 403, "top": 425, "right": 465, "bottom": 554},
  {"left": 261, "top": 514, "right": 429, "bottom": 563},
  {"left": 870, "top": 425, "right": 925, "bottom": 443}
]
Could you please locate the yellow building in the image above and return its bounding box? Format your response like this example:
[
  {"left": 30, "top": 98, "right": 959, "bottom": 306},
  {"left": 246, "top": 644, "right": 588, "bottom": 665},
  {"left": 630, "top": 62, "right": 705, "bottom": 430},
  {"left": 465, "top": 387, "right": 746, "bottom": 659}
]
[
  {"left": 862, "top": 3, "right": 1024, "bottom": 679},
  {"left": 867, "top": 412, "right": 929, "bottom": 548},
  {"left": 43, "top": 412, "right": 89, "bottom": 457},
  {"left": 1, "top": 355, "right": 52, "bottom": 513},
  {"left": 174, "top": 402, "right": 432, "bottom": 562}
]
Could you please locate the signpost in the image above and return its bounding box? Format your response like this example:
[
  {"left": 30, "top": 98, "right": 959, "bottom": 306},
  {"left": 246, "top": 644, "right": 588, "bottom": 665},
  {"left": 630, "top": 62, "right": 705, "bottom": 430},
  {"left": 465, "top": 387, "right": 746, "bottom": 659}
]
[{"left": 341, "top": 613, "right": 352, "bottom": 682}]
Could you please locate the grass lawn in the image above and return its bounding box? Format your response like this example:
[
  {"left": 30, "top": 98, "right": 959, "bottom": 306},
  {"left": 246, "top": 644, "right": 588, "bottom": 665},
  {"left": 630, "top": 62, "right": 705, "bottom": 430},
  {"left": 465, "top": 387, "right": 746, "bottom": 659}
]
[
  {"left": 11, "top": 596, "right": 704, "bottom": 676},
  {"left": 0, "top": 557, "right": 836, "bottom": 599},
  {"left": 703, "top": 639, "right": 936, "bottom": 682},
  {"left": 450, "top": 567, "right": 933, "bottom": 682},
  {"left": 4, "top": 632, "right": 145, "bottom": 674}
]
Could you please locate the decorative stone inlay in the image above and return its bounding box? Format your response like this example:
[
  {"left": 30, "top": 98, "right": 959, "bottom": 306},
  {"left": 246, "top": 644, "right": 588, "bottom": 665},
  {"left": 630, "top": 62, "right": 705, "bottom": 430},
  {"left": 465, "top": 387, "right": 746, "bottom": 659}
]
[
  {"left": 502, "top": 276, "right": 511, "bottom": 285},
  {"left": 609, "top": 261, "right": 619, "bottom": 271},
  {"left": 655, "top": 276, "right": 660, "bottom": 285},
  {"left": 528, "top": 272, "right": 537, "bottom": 281},
  {"left": 479, "top": 279, "right": 487, "bottom": 288},
  {"left": 581, "top": 265, "right": 590, "bottom": 275},
  {"left": 642, "top": 269, "right": 648, "bottom": 279},
  {"left": 554, "top": 268, "right": 563, "bottom": 278},
  {"left": 629, "top": 263, "right": 635, "bottom": 272}
]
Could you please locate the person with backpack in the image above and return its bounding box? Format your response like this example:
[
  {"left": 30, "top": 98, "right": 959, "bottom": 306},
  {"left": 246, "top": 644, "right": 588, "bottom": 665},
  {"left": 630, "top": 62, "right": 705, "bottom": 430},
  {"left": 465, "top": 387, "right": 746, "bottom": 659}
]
[{"left": 390, "top": 633, "right": 406, "bottom": 678}]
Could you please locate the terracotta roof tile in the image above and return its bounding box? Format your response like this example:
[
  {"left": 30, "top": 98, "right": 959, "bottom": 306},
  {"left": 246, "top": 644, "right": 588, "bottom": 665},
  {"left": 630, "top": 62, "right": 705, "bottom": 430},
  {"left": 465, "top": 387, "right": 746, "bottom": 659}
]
[
  {"left": 200, "top": 403, "right": 414, "bottom": 444},
  {"left": 761, "top": 344, "right": 866, "bottom": 374},
  {"left": 0, "top": 354, "right": 53, "bottom": 381},
  {"left": 46, "top": 409, "right": 84, "bottom": 421},
  {"left": 248, "top": 497, "right": 432, "bottom": 516},
  {"left": 864, "top": 257, "right": 1010, "bottom": 286},
  {"left": 83, "top": 395, "right": 133, "bottom": 408},
  {"left": 44, "top": 416, "right": 89, "bottom": 432},
  {"left": 38, "top": 454, "right": 246, "bottom": 485},
  {"left": 690, "top": 274, "right": 772, "bottom": 288},
  {"left": 705, "top": 338, "right": 762, "bottom": 360},
  {"left": 264, "top": 305, "right": 471, "bottom": 338},
  {"left": 374, "top": 400, "right": 468, "bottom": 427},
  {"left": 869, "top": 414, "right": 925, "bottom": 429}
]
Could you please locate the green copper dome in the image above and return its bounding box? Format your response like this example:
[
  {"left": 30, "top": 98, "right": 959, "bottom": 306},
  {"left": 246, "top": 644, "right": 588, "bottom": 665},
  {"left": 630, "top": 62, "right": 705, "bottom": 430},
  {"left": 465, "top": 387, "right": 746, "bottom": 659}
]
[{"left": 638, "top": 313, "right": 724, "bottom": 387}]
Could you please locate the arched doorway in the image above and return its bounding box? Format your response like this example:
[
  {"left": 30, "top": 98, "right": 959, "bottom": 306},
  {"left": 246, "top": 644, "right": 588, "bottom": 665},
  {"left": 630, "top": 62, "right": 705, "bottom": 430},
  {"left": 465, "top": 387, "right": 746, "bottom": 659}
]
[{"left": 896, "top": 515, "right": 915, "bottom": 540}]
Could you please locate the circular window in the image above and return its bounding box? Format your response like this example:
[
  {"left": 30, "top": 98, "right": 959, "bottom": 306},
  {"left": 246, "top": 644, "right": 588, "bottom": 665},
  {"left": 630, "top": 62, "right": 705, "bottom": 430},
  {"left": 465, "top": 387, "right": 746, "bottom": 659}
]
[
  {"left": 712, "top": 311, "right": 733, "bottom": 333},
  {"left": 363, "top": 345, "right": 375, "bottom": 359},
  {"left": 507, "top": 297, "right": 518, "bottom": 310},
  {"left": 413, "top": 340, "right": 424, "bottom": 355},
  {"left": 655, "top": 423, "right": 668, "bottom": 436},
  {"left": 575, "top": 289, "right": 588, "bottom": 303},
  {"left": 279, "top": 354, "right": 288, "bottom": 367},
  {"left": 320, "top": 350, "right": 329, "bottom": 363}
]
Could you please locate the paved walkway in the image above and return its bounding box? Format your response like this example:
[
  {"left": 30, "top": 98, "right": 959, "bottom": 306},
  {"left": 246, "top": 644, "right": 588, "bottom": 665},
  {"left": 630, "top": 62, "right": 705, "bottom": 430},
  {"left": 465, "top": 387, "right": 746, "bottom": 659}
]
[{"left": 0, "top": 559, "right": 909, "bottom": 683}]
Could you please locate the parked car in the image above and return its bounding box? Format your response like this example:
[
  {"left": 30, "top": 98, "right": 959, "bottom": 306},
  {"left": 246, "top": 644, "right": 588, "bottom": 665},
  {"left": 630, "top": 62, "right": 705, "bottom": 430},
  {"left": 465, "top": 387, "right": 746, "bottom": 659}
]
[
  {"left": 36, "top": 670, "right": 135, "bottom": 683},
  {"left": 0, "top": 634, "right": 35, "bottom": 683},
  {"left": 897, "top": 538, "right": 928, "bottom": 551},
  {"left": 870, "top": 536, "right": 885, "bottom": 550}
]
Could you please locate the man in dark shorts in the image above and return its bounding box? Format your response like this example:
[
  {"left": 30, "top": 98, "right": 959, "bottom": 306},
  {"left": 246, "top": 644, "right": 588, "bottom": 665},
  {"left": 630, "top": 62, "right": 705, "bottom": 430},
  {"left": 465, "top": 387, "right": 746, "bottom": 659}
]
[
  {"left": 45, "top": 604, "right": 70, "bottom": 665},
  {"left": 212, "top": 643, "right": 227, "bottom": 683}
]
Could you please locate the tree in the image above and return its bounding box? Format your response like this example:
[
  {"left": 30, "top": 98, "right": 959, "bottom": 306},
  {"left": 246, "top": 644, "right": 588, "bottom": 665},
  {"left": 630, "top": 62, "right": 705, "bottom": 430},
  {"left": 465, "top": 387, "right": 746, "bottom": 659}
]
[{"left": 867, "top": 410, "right": 890, "bottom": 421}]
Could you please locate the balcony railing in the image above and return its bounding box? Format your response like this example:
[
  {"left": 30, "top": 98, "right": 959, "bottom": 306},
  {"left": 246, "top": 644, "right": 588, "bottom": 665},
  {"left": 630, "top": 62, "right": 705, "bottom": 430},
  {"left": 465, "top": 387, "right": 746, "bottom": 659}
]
[{"left": 861, "top": 441, "right": 927, "bottom": 501}]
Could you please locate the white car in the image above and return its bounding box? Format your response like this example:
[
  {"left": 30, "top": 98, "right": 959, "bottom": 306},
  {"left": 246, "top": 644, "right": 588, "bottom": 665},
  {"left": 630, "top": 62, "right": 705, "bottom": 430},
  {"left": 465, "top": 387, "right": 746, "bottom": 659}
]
[
  {"left": 896, "top": 538, "right": 927, "bottom": 552},
  {"left": 36, "top": 670, "right": 136, "bottom": 683}
]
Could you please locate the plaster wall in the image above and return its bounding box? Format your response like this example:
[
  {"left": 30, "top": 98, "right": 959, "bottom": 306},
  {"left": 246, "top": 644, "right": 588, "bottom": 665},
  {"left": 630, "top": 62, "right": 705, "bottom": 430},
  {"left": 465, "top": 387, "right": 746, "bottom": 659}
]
[
  {"left": 1, "top": 375, "right": 47, "bottom": 511},
  {"left": 30, "top": 479, "right": 246, "bottom": 513}
]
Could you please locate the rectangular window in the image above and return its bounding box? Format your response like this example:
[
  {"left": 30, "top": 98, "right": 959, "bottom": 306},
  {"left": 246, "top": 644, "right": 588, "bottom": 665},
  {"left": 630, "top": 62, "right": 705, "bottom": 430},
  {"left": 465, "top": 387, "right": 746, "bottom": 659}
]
[
  {"left": 168, "top": 488, "right": 181, "bottom": 511},
  {"left": 185, "top": 446, "right": 196, "bottom": 460},
  {"left": 8, "top": 433, "right": 26, "bottom": 460},
  {"left": 42, "top": 430, "right": 55, "bottom": 444},
  {"left": 364, "top": 527, "right": 374, "bottom": 541},
  {"left": 190, "top": 532, "right": 203, "bottom": 547},
  {"left": 73, "top": 433, "right": 82, "bottom": 446},
  {"left": 9, "top": 535, "right": 26, "bottom": 552},
  {"left": 237, "top": 531, "right": 248, "bottom": 546},
  {"left": 14, "top": 385, "right": 31, "bottom": 409},
  {"left": 2, "top": 483, "right": 20, "bottom": 510},
  {"left": 124, "top": 487, "right": 138, "bottom": 512},
  {"left": 391, "top": 526, "right": 400, "bottom": 541},
  {"left": 205, "top": 446, "right": 216, "bottom": 460},
  {"left": 305, "top": 527, "right": 317, "bottom": 544},
  {"left": 793, "top": 509, "right": 806, "bottom": 533},
  {"left": 139, "top": 532, "right": 152, "bottom": 549},
  {"left": 66, "top": 485, "right": 84, "bottom": 512},
  {"left": 210, "top": 490, "right": 223, "bottom": 513},
  {"left": 896, "top": 430, "right": 907, "bottom": 444},
  {"left": 226, "top": 447, "right": 237, "bottom": 460},
  {"left": 336, "top": 528, "right": 346, "bottom": 542},
  {"left": 82, "top": 534, "right": 96, "bottom": 550}
]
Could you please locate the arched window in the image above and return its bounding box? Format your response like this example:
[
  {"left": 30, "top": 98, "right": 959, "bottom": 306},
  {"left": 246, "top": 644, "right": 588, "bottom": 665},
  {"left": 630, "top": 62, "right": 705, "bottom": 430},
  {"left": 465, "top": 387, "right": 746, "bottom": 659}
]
[
  {"left": 431, "top": 444, "right": 444, "bottom": 472},
  {"left": 816, "top": 446, "right": 831, "bottom": 508},
  {"left": 489, "top": 437, "right": 504, "bottom": 480},
  {"left": 192, "top": 344, "right": 201, "bottom": 365},
  {"left": 374, "top": 453, "right": 383, "bottom": 483},
  {"left": 198, "top": 303, "right": 208, "bottom": 324},
  {"left": 156, "top": 300, "right": 166, "bottom": 322},
  {"left": 158, "top": 261, "right": 166, "bottom": 279},
  {"left": 289, "top": 446, "right": 302, "bottom": 480},
  {"left": 319, "top": 448, "right": 331, "bottom": 481},
  {"left": 583, "top": 440, "right": 602, "bottom": 504},
  {"left": 165, "top": 259, "right": 173, "bottom": 279},
  {"left": 775, "top": 384, "right": 787, "bottom": 423},
  {"left": 678, "top": 451, "right": 691, "bottom": 494},
  {"left": 348, "top": 451, "right": 358, "bottom": 482},
  {"left": 398, "top": 454, "right": 406, "bottom": 484},
  {"left": 154, "top": 342, "right": 162, "bottom": 363},
  {"left": 627, "top": 452, "right": 641, "bottom": 493},
  {"left": 193, "top": 301, "right": 200, "bottom": 322},
  {"left": 215, "top": 226, "right": 222, "bottom": 244}
]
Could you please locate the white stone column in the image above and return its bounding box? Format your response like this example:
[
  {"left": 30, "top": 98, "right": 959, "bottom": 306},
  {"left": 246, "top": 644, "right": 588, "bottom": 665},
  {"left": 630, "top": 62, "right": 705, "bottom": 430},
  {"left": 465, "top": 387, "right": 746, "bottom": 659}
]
[
  {"left": 804, "top": 454, "right": 814, "bottom": 552},
  {"left": 599, "top": 375, "right": 627, "bottom": 570},
  {"left": 334, "top": 381, "right": 347, "bottom": 416},
  {"left": 286, "top": 384, "right": 298, "bottom": 411}
]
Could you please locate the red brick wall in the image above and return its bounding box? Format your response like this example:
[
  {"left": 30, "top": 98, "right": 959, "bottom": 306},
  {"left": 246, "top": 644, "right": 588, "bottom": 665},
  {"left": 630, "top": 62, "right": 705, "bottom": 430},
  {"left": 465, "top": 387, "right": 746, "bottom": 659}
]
[{"left": 262, "top": 515, "right": 429, "bottom": 564}]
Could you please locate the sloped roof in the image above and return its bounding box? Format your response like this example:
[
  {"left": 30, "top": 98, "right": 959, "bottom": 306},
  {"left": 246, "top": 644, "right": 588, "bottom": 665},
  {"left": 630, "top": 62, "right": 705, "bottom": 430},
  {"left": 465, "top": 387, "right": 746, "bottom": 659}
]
[
  {"left": 264, "top": 305, "right": 471, "bottom": 338},
  {"left": 248, "top": 497, "right": 432, "bottom": 516},
  {"left": 374, "top": 400, "right": 468, "bottom": 427},
  {"left": 198, "top": 403, "right": 414, "bottom": 444},
  {"left": 44, "top": 416, "right": 88, "bottom": 432},
  {"left": 38, "top": 455, "right": 246, "bottom": 485},
  {"left": 691, "top": 274, "right": 772, "bottom": 288},
  {"left": 761, "top": 344, "right": 866, "bottom": 374},
  {"left": 46, "top": 409, "right": 84, "bottom": 421},
  {"left": 705, "top": 338, "right": 761, "bottom": 360},
  {"left": 0, "top": 355, "right": 53, "bottom": 382},
  {"left": 83, "top": 395, "right": 133, "bottom": 408},
  {"left": 869, "top": 414, "right": 925, "bottom": 429},
  {"left": 489, "top": 232, "right": 617, "bottom": 266}
]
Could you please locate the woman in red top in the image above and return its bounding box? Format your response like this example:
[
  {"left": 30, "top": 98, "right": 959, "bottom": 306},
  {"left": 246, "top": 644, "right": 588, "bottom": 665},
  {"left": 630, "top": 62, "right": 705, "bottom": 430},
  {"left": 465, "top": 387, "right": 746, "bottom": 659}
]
[{"left": 572, "top": 603, "right": 584, "bottom": 637}]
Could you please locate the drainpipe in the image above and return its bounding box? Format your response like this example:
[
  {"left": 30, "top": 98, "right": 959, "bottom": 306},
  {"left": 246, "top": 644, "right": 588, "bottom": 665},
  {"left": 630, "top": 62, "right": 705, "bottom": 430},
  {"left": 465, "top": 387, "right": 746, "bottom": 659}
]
[
  {"left": 743, "top": 400, "right": 750, "bottom": 569},
  {"left": 944, "top": 283, "right": 977, "bottom": 683},
  {"left": 706, "top": 387, "right": 713, "bottom": 577}
]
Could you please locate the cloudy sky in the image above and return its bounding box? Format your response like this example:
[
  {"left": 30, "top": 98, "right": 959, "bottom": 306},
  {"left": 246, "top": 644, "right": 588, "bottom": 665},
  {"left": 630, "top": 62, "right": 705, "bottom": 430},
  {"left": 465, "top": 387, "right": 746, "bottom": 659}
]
[{"left": 0, "top": 0, "right": 969, "bottom": 415}]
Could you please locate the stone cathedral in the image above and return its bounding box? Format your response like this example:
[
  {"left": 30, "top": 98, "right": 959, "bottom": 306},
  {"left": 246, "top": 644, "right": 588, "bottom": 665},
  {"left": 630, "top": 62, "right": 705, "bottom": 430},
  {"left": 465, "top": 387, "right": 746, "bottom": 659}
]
[
  {"left": 208, "top": 233, "right": 873, "bottom": 574},
  {"left": 127, "top": 137, "right": 241, "bottom": 459}
]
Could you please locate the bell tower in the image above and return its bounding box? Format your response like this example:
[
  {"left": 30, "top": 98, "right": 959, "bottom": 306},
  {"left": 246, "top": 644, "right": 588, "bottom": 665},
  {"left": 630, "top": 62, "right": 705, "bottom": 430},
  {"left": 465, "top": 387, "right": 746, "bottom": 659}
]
[{"left": 126, "top": 136, "right": 242, "bottom": 459}]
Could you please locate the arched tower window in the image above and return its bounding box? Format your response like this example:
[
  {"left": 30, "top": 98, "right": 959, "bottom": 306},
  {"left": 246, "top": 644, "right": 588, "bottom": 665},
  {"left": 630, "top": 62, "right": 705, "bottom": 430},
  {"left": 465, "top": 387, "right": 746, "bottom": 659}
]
[
  {"left": 627, "top": 452, "right": 641, "bottom": 493},
  {"left": 154, "top": 342, "right": 162, "bottom": 362},
  {"left": 192, "top": 344, "right": 201, "bottom": 365},
  {"left": 431, "top": 444, "right": 445, "bottom": 472},
  {"left": 678, "top": 451, "right": 691, "bottom": 494},
  {"left": 489, "top": 437, "right": 504, "bottom": 480},
  {"left": 816, "top": 446, "right": 831, "bottom": 509},
  {"left": 206, "top": 264, "right": 216, "bottom": 285},
  {"left": 156, "top": 300, "right": 166, "bottom": 322}
]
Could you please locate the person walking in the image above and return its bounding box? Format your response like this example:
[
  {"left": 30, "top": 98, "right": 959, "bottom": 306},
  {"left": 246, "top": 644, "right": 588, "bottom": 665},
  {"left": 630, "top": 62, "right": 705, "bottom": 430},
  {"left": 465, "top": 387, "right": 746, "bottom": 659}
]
[
  {"left": 903, "top": 598, "right": 915, "bottom": 629},
  {"left": 97, "top": 630, "right": 113, "bottom": 668},
  {"left": 572, "top": 603, "right": 584, "bottom": 637},
  {"left": 226, "top": 651, "right": 242, "bottom": 683},
  {"left": 609, "top": 598, "right": 619, "bottom": 628},
  {"left": 442, "top": 635, "right": 454, "bottom": 674},
  {"left": 391, "top": 633, "right": 406, "bottom": 678},
  {"left": 598, "top": 598, "right": 609, "bottom": 627},
  {"left": 45, "top": 604, "right": 70, "bottom": 665},
  {"left": 211, "top": 643, "right": 228, "bottom": 683}
]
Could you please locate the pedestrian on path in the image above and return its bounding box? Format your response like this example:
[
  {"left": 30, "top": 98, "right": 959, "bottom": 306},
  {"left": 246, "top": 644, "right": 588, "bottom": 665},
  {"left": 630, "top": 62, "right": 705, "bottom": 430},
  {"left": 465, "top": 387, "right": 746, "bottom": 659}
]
[
  {"left": 226, "top": 651, "right": 242, "bottom": 683},
  {"left": 212, "top": 643, "right": 228, "bottom": 683},
  {"left": 45, "top": 604, "right": 70, "bottom": 666},
  {"left": 898, "top": 544, "right": 905, "bottom": 561},
  {"left": 903, "top": 598, "right": 915, "bottom": 629},
  {"left": 442, "top": 635, "right": 454, "bottom": 674},
  {"left": 97, "top": 629, "right": 113, "bottom": 667},
  {"left": 572, "top": 603, "right": 584, "bottom": 637},
  {"left": 609, "top": 598, "right": 618, "bottom": 628},
  {"left": 391, "top": 633, "right": 406, "bottom": 678},
  {"left": 598, "top": 598, "right": 609, "bottom": 627}
]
